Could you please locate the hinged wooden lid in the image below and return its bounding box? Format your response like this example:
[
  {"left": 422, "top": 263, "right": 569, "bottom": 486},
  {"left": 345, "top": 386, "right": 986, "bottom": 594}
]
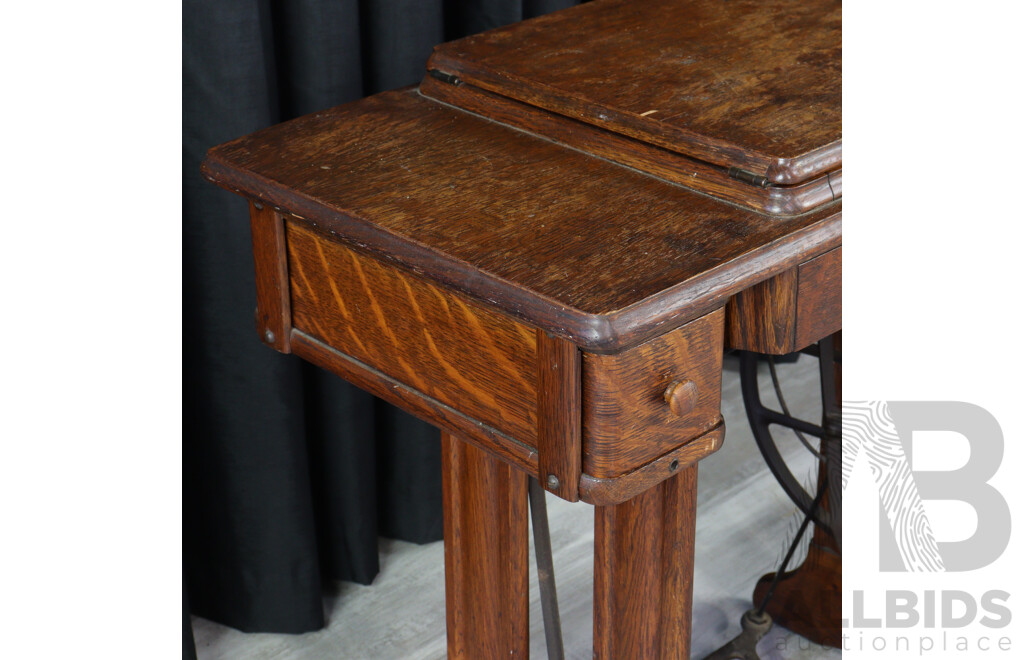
[{"left": 424, "top": 0, "right": 841, "bottom": 187}]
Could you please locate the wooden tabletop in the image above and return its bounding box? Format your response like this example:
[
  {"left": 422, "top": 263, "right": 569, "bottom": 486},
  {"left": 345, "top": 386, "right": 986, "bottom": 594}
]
[
  {"left": 428, "top": 0, "right": 841, "bottom": 184},
  {"left": 203, "top": 88, "right": 840, "bottom": 352}
]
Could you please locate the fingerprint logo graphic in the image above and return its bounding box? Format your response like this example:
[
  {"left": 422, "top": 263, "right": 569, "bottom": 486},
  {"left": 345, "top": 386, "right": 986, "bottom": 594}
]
[{"left": 842, "top": 401, "right": 945, "bottom": 572}]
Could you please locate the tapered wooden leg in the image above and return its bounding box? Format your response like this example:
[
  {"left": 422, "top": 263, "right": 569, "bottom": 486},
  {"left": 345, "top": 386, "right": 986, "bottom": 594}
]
[
  {"left": 442, "top": 432, "right": 529, "bottom": 658},
  {"left": 594, "top": 464, "right": 698, "bottom": 659}
]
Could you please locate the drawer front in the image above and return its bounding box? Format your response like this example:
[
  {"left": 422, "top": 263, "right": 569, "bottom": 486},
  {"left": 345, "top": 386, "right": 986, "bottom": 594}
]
[
  {"left": 794, "top": 247, "right": 842, "bottom": 350},
  {"left": 287, "top": 220, "right": 539, "bottom": 445},
  {"left": 726, "top": 246, "right": 841, "bottom": 354},
  {"left": 582, "top": 308, "right": 724, "bottom": 478}
]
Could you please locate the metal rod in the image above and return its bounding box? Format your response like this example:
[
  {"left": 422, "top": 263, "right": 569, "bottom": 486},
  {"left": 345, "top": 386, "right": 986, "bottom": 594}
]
[
  {"left": 528, "top": 477, "right": 564, "bottom": 660},
  {"left": 767, "top": 356, "right": 824, "bottom": 460},
  {"left": 756, "top": 479, "right": 827, "bottom": 615},
  {"left": 759, "top": 406, "right": 825, "bottom": 438}
]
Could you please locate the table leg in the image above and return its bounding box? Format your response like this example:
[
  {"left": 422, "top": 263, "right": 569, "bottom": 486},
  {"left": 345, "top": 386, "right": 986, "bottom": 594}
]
[
  {"left": 442, "top": 432, "right": 529, "bottom": 658},
  {"left": 594, "top": 464, "right": 698, "bottom": 659}
]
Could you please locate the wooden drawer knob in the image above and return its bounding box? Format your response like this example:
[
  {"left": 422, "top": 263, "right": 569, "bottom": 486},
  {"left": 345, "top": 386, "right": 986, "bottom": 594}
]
[{"left": 664, "top": 380, "right": 699, "bottom": 418}]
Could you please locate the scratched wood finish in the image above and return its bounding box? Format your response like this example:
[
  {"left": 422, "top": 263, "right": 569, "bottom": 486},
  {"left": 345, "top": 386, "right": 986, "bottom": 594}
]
[
  {"left": 827, "top": 170, "right": 843, "bottom": 199},
  {"left": 249, "top": 203, "right": 291, "bottom": 353},
  {"left": 536, "top": 332, "right": 582, "bottom": 501},
  {"left": 421, "top": 77, "right": 839, "bottom": 216},
  {"left": 726, "top": 247, "right": 841, "bottom": 354},
  {"left": 286, "top": 220, "right": 539, "bottom": 445},
  {"left": 594, "top": 464, "right": 698, "bottom": 659},
  {"left": 427, "top": 0, "right": 840, "bottom": 184},
  {"left": 442, "top": 432, "right": 529, "bottom": 659},
  {"left": 582, "top": 308, "right": 724, "bottom": 479},
  {"left": 203, "top": 89, "right": 840, "bottom": 352},
  {"left": 580, "top": 423, "right": 723, "bottom": 506}
]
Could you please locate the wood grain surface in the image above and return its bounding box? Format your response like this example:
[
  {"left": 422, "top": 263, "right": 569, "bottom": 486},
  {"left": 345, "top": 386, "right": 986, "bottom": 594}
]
[
  {"left": 726, "top": 268, "right": 800, "bottom": 354},
  {"left": 421, "top": 77, "right": 839, "bottom": 216},
  {"left": 582, "top": 308, "right": 724, "bottom": 478},
  {"left": 427, "top": 0, "right": 840, "bottom": 184},
  {"left": 290, "top": 330, "right": 538, "bottom": 476},
  {"left": 579, "top": 423, "right": 723, "bottom": 506},
  {"left": 726, "top": 247, "right": 841, "bottom": 354},
  {"left": 287, "top": 220, "right": 539, "bottom": 445},
  {"left": 536, "top": 332, "right": 582, "bottom": 501},
  {"left": 442, "top": 433, "right": 529, "bottom": 658},
  {"left": 594, "top": 464, "right": 698, "bottom": 659},
  {"left": 290, "top": 326, "right": 720, "bottom": 505},
  {"left": 794, "top": 248, "right": 842, "bottom": 350},
  {"left": 249, "top": 203, "right": 291, "bottom": 353},
  {"left": 203, "top": 88, "right": 841, "bottom": 351}
]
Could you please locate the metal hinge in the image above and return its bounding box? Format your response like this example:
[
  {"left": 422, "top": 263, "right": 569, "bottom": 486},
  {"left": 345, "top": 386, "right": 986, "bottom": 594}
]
[
  {"left": 728, "top": 167, "right": 770, "bottom": 188},
  {"left": 427, "top": 69, "right": 463, "bottom": 86}
]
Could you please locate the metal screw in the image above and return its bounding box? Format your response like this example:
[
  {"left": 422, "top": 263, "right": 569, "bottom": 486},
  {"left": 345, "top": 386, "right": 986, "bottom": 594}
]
[
  {"left": 253, "top": 201, "right": 264, "bottom": 210},
  {"left": 264, "top": 329, "right": 275, "bottom": 344},
  {"left": 546, "top": 474, "right": 560, "bottom": 490},
  {"left": 669, "top": 459, "right": 680, "bottom": 472}
]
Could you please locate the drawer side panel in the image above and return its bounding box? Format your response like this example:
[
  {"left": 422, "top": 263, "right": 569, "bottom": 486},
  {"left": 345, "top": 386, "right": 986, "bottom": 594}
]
[{"left": 287, "top": 220, "right": 539, "bottom": 446}]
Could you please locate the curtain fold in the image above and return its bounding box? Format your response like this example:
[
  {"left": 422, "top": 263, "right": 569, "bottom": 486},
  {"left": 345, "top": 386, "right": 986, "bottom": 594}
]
[{"left": 183, "top": 0, "right": 579, "bottom": 640}]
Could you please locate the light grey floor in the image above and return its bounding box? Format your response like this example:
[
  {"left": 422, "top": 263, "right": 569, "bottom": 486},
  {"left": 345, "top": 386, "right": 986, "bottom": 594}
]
[{"left": 192, "top": 353, "right": 840, "bottom": 659}]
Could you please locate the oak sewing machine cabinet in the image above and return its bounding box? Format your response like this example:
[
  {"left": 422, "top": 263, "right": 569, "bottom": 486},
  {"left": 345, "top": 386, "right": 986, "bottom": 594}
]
[{"left": 202, "top": 0, "right": 841, "bottom": 657}]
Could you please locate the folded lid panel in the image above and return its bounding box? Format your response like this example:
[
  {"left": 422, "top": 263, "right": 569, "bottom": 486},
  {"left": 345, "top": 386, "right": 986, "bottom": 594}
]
[{"left": 425, "top": 0, "right": 841, "bottom": 185}]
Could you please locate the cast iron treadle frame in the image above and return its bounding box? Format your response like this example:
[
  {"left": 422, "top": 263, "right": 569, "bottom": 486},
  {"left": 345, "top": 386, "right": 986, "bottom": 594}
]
[
  {"left": 705, "top": 336, "right": 841, "bottom": 659},
  {"left": 737, "top": 334, "right": 841, "bottom": 545}
]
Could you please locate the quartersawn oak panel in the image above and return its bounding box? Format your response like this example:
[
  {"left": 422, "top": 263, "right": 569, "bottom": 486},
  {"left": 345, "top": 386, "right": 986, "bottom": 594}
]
[
  {"left": 582, "top": 308, "right": 725, "bottom": 479},
  {"left": 289, "top": 330, "right": 538, "bottom": 475},
  {"left": 726, "top": 247, "right": 841, "bottom": 354},
  {"left": 287, "top": 220, "right": 539, "bottom": 445}
]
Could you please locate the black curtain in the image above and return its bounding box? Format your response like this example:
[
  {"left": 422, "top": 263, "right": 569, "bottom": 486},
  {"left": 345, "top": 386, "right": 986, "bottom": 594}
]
[{"left": 183, "top": 0, "right": 579, "bottom": 654}]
